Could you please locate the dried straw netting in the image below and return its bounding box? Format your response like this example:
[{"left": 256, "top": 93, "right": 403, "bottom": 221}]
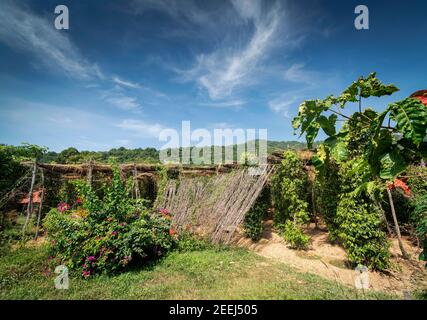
[{"left": 157, "top": 165, "right": 274, "bottom": 244}]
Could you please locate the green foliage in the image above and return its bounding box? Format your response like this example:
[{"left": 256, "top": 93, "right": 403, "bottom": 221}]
[
  {"left": 272, "top": 151, "right": 310, "bottom": 225},
  {"left": 292, "top": 73, "right": 427, "bottom": 267},
  {"left": 283, "top": 221, "right": 310, "bottom": 250},
  {"left": 49, "top": 146, "right": 160, "bottom": 164},
  {"left": 344, "top": 109, "right": 379, "bottom": 158},
  {"left": 388, "top": 98, "right": 427, "bottom": 146},
  {"left": 407, "top": 166, "right": 427, "bottom": 268},
  {"left": 413, "top": 193, "right": 427, "bottom": 267},
  {"left": 335, "top": 195, "right": 390, "bottom": 270},
  {"left": 174, "top": 231, "right": 213, "bottom": 252},
  {"left": 341, "top": 72, "right": 399, "bottom": 101},
  {"left": 292, "top": 73, "right": 425, "bottom": 182},
  {"left": 292, "top": 73, "right": 399, "bottom": 149},
  {"left": 155, "top": 165, "right": 169, "bottom": 206},
  {"left": 0, "top": 144, "right": 46, "bottom": 196},
  {"left": 271, "top": 151, "right": 310, "bottom": 248},
  {"left": 379, "top": 151, "right": 407, "bottom": 180},
  {"left": 44, "top": 164, "right": 176, "bottom": 276},
  {"left": 313, "top": 145, "right": 341, "bottom": 238},
  {"left": 243, "top": 187, "right": 270, "bottom": 241}
]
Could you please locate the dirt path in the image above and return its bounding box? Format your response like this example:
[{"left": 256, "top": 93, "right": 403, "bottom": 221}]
[{"left": 237, "top": 220, "right": 427, "bottom": 297}]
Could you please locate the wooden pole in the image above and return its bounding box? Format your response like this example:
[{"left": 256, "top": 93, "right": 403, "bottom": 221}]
[
  {"left": 376, "top": 200, "right": 392, "bottom": 235},
  {"left": 34, "top": 169, "right": 45, "bottom": 240},
  {"left": 22, "top": 161, "right": 37, "bottom": 236},
  {"left": 387, "top": 188, "right": 410, "bottom": 259},
  {"left": 87, "top": 160, "right": 93, "bottom": 187},
  {"left": 133, "top": 164, "right": 140, "bottom": 199}
]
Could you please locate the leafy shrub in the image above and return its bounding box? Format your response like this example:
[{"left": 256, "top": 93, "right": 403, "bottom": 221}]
[
  {"left": 271, "top": 151, "right": 310, "bottom": 248},
  {"left": 313, "top": 145, "right": 341, "bottom": 238},
  {"left": 405, "top": 166, "right": 427, "bottom": 267},
  {"left": 44, "top": 164, "right": 176, "bottom": 276},
  {"left": 283, "top": 221, "right": 310, "bottom": 249},
  {"left": 411, "top": 193, "right": 427, "bottom": 268},
  {"left": 243, "top": 187, "right": 270, "bottom": 241},
  {"left": 174, "top": 231, "right": 212, "bottom": 252},
  {"left": 329, "top": 157, "right": 391, "bottom": 270},
  {"left": 335, "top": 195, "right": 390, "bottom": 270},
  {"left": 271, "top": 151, "right": 309, "bottom": 224}
]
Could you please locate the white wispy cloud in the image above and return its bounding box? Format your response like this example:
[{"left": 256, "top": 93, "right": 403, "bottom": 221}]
[
  {"left": 129, "top": 0, "right": 220, "bottom": 31},
  {"left": 0, "top": 0, "right": 103, "bottom": 81},
  {"left": 112, "top": 77, "right": 141, "bottom": 89},
  {"left": 105, "top": 95, "right": 141, "bottom": 111},
  {"left": 48, "top": 116, "right": 73, "bottom": 125},
  {"left": 176, "top": 0, "right": 282, "bottom": 100},
  {"left": 116, "top": 119, "right": 165, "bottom": 138},
  {"left": 268, "top": 93, "right": 301, "bottom": 118},
  {"left": 99, "top": 85, "right": 142, "bottom": 112},
  {"left": 283, "top": 63, "right": 318, "bottom": 85},
  {"left": 210, "top": 122, "right": 237, "bottom": 129},
  {"left": 199, "top": 99, "right": 245, "bottom": 109}
]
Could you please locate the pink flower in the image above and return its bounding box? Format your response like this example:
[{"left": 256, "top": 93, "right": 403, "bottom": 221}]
[
  {"left": 159, "top": 208, "right": 170, "bottom": 215},
  {"left": 86, "top": 256, "right": 96, "bottom": 262},
  {"left": 76, "top": 198, "right": 82, "bottom": 205},
  {"left": 57, "top": 202, "right": 71, "bottom": 213},
  {"left": 111, "top": 231, "right": 118, "bottom": 236},
  {"left": 82, "top": 270, "right": 91, "bottom": 278}
]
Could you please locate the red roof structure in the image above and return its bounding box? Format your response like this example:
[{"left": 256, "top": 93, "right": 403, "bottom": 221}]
[
  {"left": 20, "top": 189, "right": 43, "bottom": 204},
  {"left": 410, "top": 90, "right": 427, "bottom": 106}
]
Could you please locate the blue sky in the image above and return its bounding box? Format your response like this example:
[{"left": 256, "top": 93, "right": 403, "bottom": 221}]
[{"left": 0, "top": 0, "right": 426, "bottom": 151}]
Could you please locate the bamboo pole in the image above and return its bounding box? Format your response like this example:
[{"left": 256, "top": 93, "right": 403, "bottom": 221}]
[
  {"left": 34, "top": 169, "right": 45, "bottom": 240},
  {"left": 387, "top": 188, "right": 410, "bottom": 259},
  {"left": 22, "top": 161, "right": 37, "bottom": 236}
]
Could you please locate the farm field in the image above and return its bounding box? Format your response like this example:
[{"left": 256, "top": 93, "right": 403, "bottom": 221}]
[{"left": 0, "top": 245, "right": 397, "bottom": 300}]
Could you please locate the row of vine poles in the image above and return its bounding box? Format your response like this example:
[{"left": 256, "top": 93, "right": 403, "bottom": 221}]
[{"left": 292, "top": 73, "right": 427, "bottom": 260}]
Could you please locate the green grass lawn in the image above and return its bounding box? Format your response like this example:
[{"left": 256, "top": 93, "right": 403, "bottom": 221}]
[{"left": 0, "top": 245, "right": 396, "bottom": 300}]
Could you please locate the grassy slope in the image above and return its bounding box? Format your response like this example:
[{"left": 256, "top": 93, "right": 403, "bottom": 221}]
[{"left": 0, "top": 246, "right": 395, "bottom": 300}]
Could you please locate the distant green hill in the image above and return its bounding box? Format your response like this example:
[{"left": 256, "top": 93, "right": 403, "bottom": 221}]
[{"left": 37, "top": 140, "right": 319, "bottom": 164}]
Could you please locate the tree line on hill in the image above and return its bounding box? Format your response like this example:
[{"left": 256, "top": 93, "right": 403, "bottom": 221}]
[{"left": 1, "top": 140, "right": 317, "bottom": 165}]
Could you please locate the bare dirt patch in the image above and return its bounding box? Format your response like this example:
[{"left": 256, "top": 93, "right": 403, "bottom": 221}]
[{"left": 236, "top": 220, "right": 427, "bottom": 297}]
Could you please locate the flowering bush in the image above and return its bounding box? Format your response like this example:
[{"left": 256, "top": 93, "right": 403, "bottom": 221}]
[
  {"left": 44, "top": 164, "right": 177, "bottom": 276},
  {"left": 57, "top": 202, "right": 71, "bottom": 213}
]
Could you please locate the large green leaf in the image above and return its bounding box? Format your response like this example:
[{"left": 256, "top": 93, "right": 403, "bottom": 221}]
[
  {"left": 318, "top": 114, "right": 337, "bottom": 137},
  {"left": 388, "top": 98, "right": 427, "bottom": 146},
  {"left": 311, "top": 155, "right": 324, "bottom": 171},
  {"left": 331, "top": 141, "right": 348, "bottom": 163},
  {"left": 379, "top": 151, "right": 407, "bottom": 180},
  {"left": 293, "top": 99, "right": 326, "bottom": 148},
  {"left": 359, "top": 73, "right": 399, "bottom": 98},
  {"left": 367, "top": 129, "right": 393, "bottom": 176},
  {"left": 305, "top": 123, "right": 320, "bottom": 149},
  {"left": 339, "top": 73, "right": 399, "bottom": 105}
]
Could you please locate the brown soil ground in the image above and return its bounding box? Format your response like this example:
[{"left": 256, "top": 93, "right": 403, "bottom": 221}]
[{"left": 236, "top": 220, "right": 427, "bottom": 297}]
